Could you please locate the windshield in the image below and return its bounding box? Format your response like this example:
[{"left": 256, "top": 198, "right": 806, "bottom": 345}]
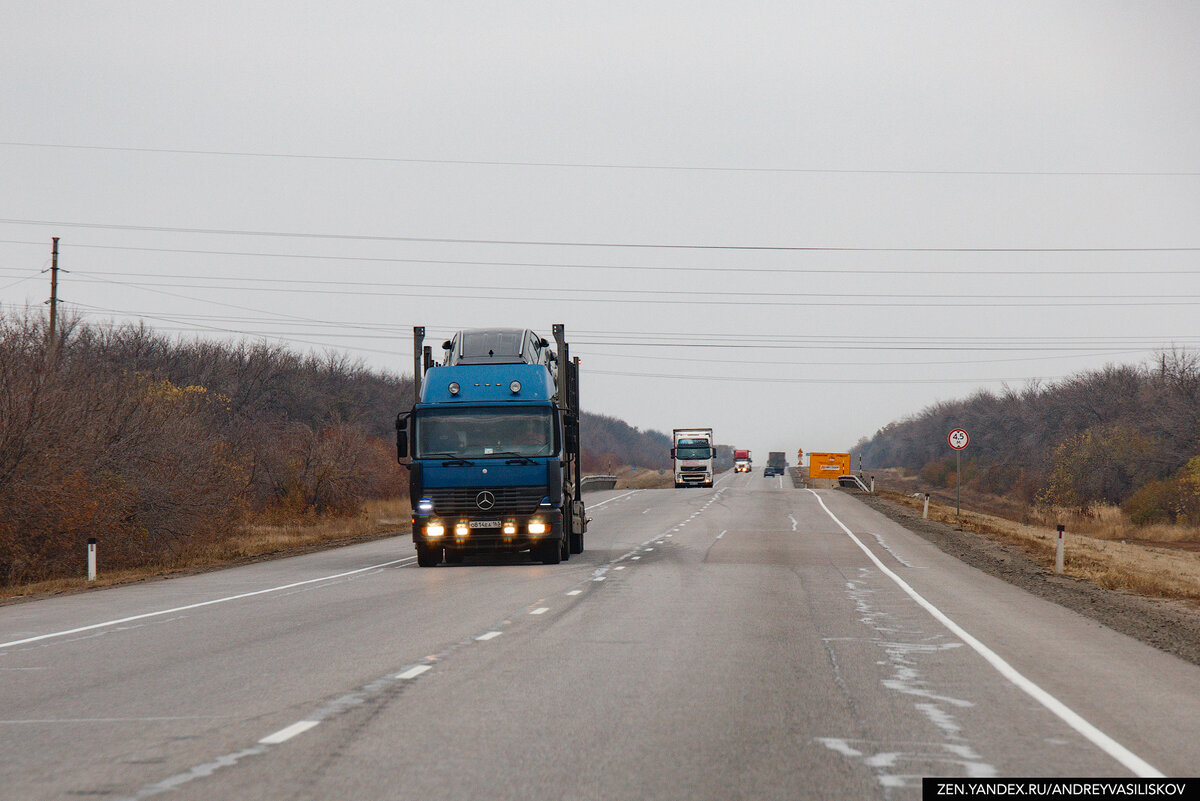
[
  {"left": 676, "top": 439, "right": 713, "bottom": 460},
  {"left": 416, "top": 406, "right": 556, "bottom": 459}
]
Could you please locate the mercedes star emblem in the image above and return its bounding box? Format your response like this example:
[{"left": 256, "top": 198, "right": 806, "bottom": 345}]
[{"left": 475, "top": 491, "right": 496, "bottom": 510}]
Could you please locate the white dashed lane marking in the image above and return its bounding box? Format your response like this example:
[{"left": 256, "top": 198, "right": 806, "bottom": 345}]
[
  {"left": 475, "top": 631, "right": 502, "bottom": 641},
  {"left": 396, "top": 665, "right": 431, "bottom": 680},
  {"left": 259, "top": 720, "right": 319, "bottom": 745}
]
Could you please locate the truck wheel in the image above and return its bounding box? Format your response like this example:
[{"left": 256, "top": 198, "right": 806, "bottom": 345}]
[
  {"left": 539, "top": 539, "right": 562, "bottom": 565},
  {"left": 416, "top": 545, "right": 442, "bottom": 567}
]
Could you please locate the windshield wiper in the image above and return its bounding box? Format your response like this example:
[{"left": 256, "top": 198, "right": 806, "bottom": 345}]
[
  {"left": 489, "top": 451, "right": 538, "bottom": 465},
  {"left": 421, "top": 451, "right": 476, "bottom": 465}
]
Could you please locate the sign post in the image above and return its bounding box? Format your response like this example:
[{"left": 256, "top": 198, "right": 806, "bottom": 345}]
[{"left": 947, "top": 428, "right": 969, "bottom": 520}]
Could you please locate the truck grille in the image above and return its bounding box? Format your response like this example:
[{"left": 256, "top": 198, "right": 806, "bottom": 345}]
[
  {"left": 426, "top": 486, "right": 546, "bottom": 515},
  {"left": 680, "top": 465, "right": 707, "bottom": 472}
]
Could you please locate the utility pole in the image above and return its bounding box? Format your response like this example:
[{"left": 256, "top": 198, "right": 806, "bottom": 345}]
[{"left": 47, "top": 236, "right": 60, "bottom": 357}]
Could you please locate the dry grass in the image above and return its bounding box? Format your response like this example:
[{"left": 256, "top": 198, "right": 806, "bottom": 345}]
[
  {"left": 0, "top": 497, "right": 411, "bottom": 603},
  {"left": 878, "top": 488, "right": 1200, "bottom": 603},
  {"left": 614, "top": 467, "right": 674, "bottom": 489}
]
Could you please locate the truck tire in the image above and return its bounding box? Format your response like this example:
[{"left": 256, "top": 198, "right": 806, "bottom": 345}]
[
  {"left": 416, "top": 544, "right": 442, "bottom": 567},
  {"left": 539, "top": 539, "right": 562, "bottom": 565}
]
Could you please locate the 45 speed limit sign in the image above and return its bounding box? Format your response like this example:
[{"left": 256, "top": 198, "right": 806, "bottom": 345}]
[{"left": 948, "top": 428, "right": 969, "bottom": 450}]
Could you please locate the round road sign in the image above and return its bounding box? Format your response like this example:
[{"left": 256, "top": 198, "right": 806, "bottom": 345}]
[{"left": 948, "top": 428, "right": 969, "bottom": 450}]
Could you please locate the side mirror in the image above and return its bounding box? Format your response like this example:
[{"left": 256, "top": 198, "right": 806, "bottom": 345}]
[
  {"left": 669, "top": 448, "right": 676, "bottom": 459},
  {"left": 395, "top": 413, "right": 410, "bottom": 460},
  {"left": 539, "top": 337, "right": 549, "bottom": 348}
]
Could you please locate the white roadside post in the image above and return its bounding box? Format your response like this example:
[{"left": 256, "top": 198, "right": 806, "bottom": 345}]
[
  {"left": 1056, "top": 525, "right": 1065, "bottom": 574},
  {"left": 923, "top": 493, "right": 930, "bottom": 519},
  {"left": 87, "top": 538, "right": 97, "bottom": 582}
]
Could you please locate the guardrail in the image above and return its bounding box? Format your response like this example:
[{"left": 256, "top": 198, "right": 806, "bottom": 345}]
[{"left": 580, "top": 475, "right": 618, "bottom": 492}]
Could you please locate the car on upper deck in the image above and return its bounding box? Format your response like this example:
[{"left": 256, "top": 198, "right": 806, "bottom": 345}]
[{"left": 442, "top": 328, "right": 552, "bottom": 367}]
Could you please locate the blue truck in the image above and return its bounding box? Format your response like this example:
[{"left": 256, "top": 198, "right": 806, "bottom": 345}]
[{"left": 396, "top": 325, "right": 587, "bottom": 567}]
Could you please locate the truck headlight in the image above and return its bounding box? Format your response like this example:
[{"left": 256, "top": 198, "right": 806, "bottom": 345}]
[
  {"left": 425, "top": 522, "right": 445, "bottom": 538},
  {"left": 528, "top": 520, "right": 546, "bottom": 536}
]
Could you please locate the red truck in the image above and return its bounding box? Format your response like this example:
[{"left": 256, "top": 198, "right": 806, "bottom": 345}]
[{"left": 734, "top": 450, "right": 752, "bottom": 473}]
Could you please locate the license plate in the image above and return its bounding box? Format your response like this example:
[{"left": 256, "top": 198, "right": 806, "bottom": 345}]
[{"left": 469, "top": 520, "right": 502, "bottom": 529}]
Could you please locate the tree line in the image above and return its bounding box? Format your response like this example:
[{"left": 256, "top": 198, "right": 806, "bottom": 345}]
[
  {"left": 0, "top": 312, "right": 674, "bottom": 585},
  {"left": 852, "top": 351, "right": 1200, "bottom": 524}
]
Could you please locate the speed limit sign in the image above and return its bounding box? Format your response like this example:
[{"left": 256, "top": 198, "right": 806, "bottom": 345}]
[{"left": 948, "top": 429, "right": 969, "bottom": 450}]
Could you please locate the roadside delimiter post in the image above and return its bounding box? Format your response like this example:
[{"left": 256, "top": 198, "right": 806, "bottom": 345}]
[{"left": 1055, "top": 525, "right": 1065, "bottom": 574}]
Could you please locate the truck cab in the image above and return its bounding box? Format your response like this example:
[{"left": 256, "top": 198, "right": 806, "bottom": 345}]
[{"left": 672, "top": 427, "right": 715, "bottom": 488}]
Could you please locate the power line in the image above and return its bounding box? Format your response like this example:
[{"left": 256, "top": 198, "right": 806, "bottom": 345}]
[
  {"left": 3, "top": 218, "right": 1198, "bottom": 252},
  {"left": 586, "top": 368, "right": 1066, "bottom": 385},
  {"left": 57, "top": 273, "right": 1200, "bottom": 309},
  {"left": 2, "top": 240, "right": 1197, "bottom": 276},
  {"left": 4, "top": 140, "right": 1198, "bottom": 177}
]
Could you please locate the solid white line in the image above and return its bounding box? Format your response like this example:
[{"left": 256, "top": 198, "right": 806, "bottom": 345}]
[
  {"left": 475, "top": 631, "right": 502, "bottom": 641},
  {"left": 805, "top": 489, "right": 1164, "bottom": 778},
  {"left": 0, "top": 557, "right": 417, "bottom": 651},
  {"left": 530, "top": 607, "right": 550, "bottom": 615},
  {"left": 258, "top": 720, "right": 319, "bottom": 745},
  {"left": 396, "top": 665, "right": 432, "bottom": 680},
  {"left": 588, "top": 490, "right": 638, "bottom": 508}
]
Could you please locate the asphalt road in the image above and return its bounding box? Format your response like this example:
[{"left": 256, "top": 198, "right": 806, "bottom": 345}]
[{"left": 3, "top": 472, "right": 1199, "bottom": 800}]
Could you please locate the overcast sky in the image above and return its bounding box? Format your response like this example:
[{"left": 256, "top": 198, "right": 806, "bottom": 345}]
[{"left": 3, "top": 1, "right": 1200, "bottom": 463}]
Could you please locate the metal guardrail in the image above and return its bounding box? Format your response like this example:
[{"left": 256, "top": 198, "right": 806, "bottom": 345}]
[
  {"left": 837, "top": 474, "right": 871, "bottom": 492},
  {"left": 580, "top": 475, "right": 618, "bottom": 492}
]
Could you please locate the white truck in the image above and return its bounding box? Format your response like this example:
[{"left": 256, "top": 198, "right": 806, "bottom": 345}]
[{"left": 672, "top": 428, "right": 715, "bottom": 488}]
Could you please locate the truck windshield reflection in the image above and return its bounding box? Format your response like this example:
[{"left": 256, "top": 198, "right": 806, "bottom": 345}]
[{"left": 415, "top": 407, "right": 555, "bottom": 459}]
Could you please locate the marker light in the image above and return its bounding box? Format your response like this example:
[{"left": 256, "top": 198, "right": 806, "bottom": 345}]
[
  {"left": 448, "top": 382, "right": 460, "bottom": 395},
  {"left": 527, "top": 520, "right": 547, "bottom": 536},
  {"left": 425, "top": 522, "right": 445, "bottom": 538},
  {"left": 509, "top": 380, "right": 521, "bottom": 394},
  {"left": 539, "top": 496, "right": 552, "bottom": 508},
  {"left": 417, "top": 498, "right": 434, "bottom": 514}
]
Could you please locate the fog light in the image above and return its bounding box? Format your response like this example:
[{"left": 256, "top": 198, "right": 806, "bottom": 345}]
[
  {"left": 528, "top": 521, "right": 546, "bottom": 536},
  {"left": 455, "top": 523, "right": 469, "bottom": 538},
  {"left": 425, "top": 522, "right": 445, "bottom": 538},
  {"left": 503, "top": 524, "right": 517, "bottom": 535}
]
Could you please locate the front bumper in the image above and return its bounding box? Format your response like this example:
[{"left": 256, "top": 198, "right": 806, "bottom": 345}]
[{"left": 413, "top": 510, "right": 563, "bottom": 551}]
